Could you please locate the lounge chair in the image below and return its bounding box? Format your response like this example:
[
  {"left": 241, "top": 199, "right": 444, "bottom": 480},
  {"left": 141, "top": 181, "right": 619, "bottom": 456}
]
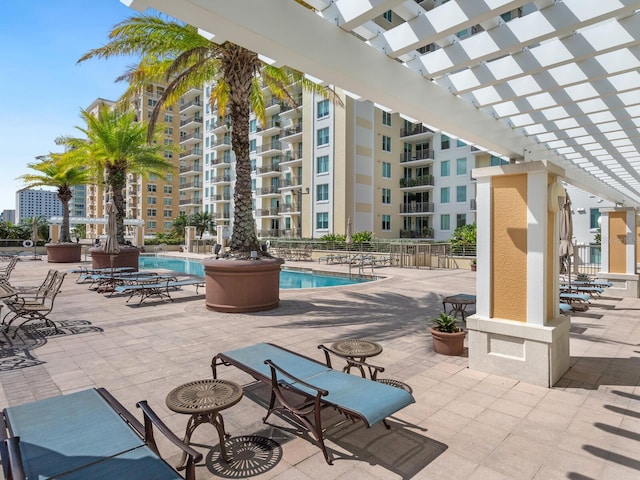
[
  {"left": 212, "top": 342, "right": 415, "bottom": 464},
  {"left": 0, "top": 256, "right": 19, "bottom": 283},
  {"left": 559, "top": 292, "right": 590, "bottom": 311},
  {"left": 1, "top": 271, "right": 66, "bottom": 337},
  {"left": 0, "top": 388, "right": 201, "bottom": 480},
  {"left": 114, "top": 277, "right": 205, "bottom": 304}
]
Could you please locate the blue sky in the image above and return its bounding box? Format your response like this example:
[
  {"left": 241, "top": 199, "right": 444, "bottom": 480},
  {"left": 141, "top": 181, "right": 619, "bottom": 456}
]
[{"left": 0, "top": 0, "right": 148, "bottom": 216}]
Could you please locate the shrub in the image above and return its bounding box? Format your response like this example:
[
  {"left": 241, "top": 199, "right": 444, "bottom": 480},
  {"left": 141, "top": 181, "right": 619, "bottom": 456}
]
[{"left": 431, "top": 313, "right": 461, "bottom": 333}]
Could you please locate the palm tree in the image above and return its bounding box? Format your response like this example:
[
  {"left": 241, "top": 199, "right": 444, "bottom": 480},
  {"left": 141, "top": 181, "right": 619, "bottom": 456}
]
[
  {"left": 59, "top": 105, "right": 173, "bottom": 245},
  {"left": 18, "top": 154, "right": 89, "bottom": 243},
  {"left": 189, "top": 211, "right": 215, "bottom": 239},
  {"left": 79, "top": 14, "right": 340, "bottom": 257}
]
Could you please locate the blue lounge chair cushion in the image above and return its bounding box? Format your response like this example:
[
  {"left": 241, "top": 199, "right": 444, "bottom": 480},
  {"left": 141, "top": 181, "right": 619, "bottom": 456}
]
[{"left": 220, "top": 343, "right": 415, "bottom": 427}]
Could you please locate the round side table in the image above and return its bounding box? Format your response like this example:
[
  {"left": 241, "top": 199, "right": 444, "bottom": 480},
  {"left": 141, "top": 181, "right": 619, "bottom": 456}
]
[
  {"left": 330, "top": 339, "right": 383, "bottom": 377},
  {"left": 166, "top": 379, "right": 243, "bottom": 468}
]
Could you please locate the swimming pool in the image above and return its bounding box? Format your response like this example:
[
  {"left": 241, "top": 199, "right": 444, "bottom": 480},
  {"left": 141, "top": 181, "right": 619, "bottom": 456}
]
[{"left": 138, "top": 255, "right": 371, "bottom": 289}]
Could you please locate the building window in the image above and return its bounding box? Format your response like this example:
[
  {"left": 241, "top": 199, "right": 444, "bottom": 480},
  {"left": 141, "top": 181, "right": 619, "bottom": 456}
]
[
  {"left": 317, "top": 155, "right": 329, "bottom": 174},
  {"left": 441, "top": 160, "right": 450, "bottom": 177},
  {"left": 249, "top": 139, "right": 256, "bottom": 152},
  {"left": 456, "top": 139, "right": 467, "bottom": 147},
  {"left": 382, "top": 214, "right": 391, "bottom": 231},
  {"left": 456, "top": 157, "right": 467, "bottom": 175},
  {"left": 249, "top": 119, "right": 256, "bottom": 132},
  {"left": 457, "top": 214, "right": 466, "bottom": 228},
  {"left": 382, "top": 135, "right": 391, "bottom": 152},
  {"left": 456, "top": 185, "right": 467, "bottom": 203},
  {"left": 163, "top": 114, "right": 172, "bottom": 123},
  {"left": 441, "top": 134, "right": 450, "bottom": 150},
  {"left": 382, "top": 111, "right": 391, "bottom": 126},
  {"left": 441, "top": 214, "right": 450, "bottom": 230},
  {"left": 317, "top": 127, "right": 330, "bottom": 146},
  {"left": 147, "top": 196, "right": 157, "bottom": 205},
  {"left": 147, "top": 184, "right": 157, "bottom": 192},
  {"left": 317, "top": 99, "right": 329, "bottom": 118},
  {"left": 317, "top": 184, "right": 329, "bottom": 201},
  {"left": 163, "top": 186, "right": 172, "bottom": 194},
  {"left": 163, "top": 198, "right": 172, "bottom": 206},
  {"left": 383, "top": 10, "right": 392, "bottom": 22},
  {"left": 382, "top": 161, "right": 391, "bottom": 178},
  {"left": 590, "top": 208, "right": 601, "bottom": 229},
  {"left": 316, "top": 212, "right": 329, "bottom": 230},
  {"left": 163, "top": 221, "right": 173, "bottom": 230},
  {"left": 440, "top": 187, "right": 450, "bottom": 203},
  {"left": 382, "top": 188, "right": 391, "bottom": 204},
  {"left": 163, "top": 209, "right": 172, "bottom": 217},
  {"left": 147, "top": 220, "right": 157, "bottom": 229},
  {"left": 147, "top": 208, "right": 157, "bottom": 217}
]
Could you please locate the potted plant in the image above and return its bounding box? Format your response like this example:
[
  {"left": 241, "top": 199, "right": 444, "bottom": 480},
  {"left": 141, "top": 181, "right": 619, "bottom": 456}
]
[
  {"left": 60, "top": 105, "right": 173, "bottom": 270},
  {"left": 18, "top": 154, "right": 89, "bottom": 263},
  {"left": 430, "top": 313, "right": 466, "bottom": 355},
  {"left": 470, "top": 259, "right": 477, "bottom": 271}
]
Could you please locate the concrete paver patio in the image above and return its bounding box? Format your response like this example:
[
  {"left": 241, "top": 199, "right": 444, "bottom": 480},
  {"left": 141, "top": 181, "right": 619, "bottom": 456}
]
[{"left": 0, "top": 255, "right": 638, "bottom": 479}]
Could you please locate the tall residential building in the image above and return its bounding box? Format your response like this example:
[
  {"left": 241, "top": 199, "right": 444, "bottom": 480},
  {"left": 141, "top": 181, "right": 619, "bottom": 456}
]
[
  {"left": 84, "top": 86, "right": 183, "bottom": 241},
  {"left": 15, "top": 188, "right": 63, "bottom": 223},
  {"left": 1, "top": 210, "right": 15, "bottom": 224}
]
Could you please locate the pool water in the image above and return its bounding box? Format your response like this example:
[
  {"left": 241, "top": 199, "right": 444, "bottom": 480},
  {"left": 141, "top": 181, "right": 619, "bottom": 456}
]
[{"left": 139, "top": 255, "right": 370, "bottom": 289}]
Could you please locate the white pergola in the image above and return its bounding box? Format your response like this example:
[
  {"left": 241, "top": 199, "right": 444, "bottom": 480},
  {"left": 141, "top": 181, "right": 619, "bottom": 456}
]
[{"left": 124, "top": 0, "right": 640, "bottom": 207}]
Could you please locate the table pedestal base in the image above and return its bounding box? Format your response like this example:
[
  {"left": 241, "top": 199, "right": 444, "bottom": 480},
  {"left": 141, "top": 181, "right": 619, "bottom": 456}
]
[{"left": 178, "top": 411, "right": 230, "bottom": 469}]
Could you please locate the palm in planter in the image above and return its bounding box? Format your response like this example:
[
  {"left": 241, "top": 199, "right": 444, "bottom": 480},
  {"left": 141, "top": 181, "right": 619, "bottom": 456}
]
[
  {"left": 430, "top": 313, "right": 466, "bottom": 356},
  {"left": 59, "top": 105, "right": 173, "bottom": 246},
  {"left": 78, "top": 13, "right": 340, "bottom": 258},
  {"left": 18, "top": 154, "right": 89, "bottom": 263}
]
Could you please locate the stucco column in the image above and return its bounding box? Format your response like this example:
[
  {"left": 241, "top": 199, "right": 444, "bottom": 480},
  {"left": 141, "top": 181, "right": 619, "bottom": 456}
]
[
  {"left": 467, "top": 161, "right": 570, "bottom": 387},
  {"left": 598, "top": 207, "right": 639, "bottom": 297}
]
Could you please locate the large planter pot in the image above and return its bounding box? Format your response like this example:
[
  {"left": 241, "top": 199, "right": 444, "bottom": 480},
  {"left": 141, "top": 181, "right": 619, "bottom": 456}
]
[
  {"left": 202, "top": 257, "right": 285, "bottom": 313},
  {"left": 90, "top": 246, "right": 140, "bottom": 271},
  {"left": 430, "top": 327, "right": 466, "bottom": 356},
  {"left": 46, "top": 243, "right": 82, "bottom": 263}
]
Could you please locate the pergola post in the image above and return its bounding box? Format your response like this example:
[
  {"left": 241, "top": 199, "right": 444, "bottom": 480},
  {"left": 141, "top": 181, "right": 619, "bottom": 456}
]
[
  {"left": 598, "top": 207, "right": 639, "bottom": 297},
  {"left": 467, "top": 161, "right": 570, "bottom": 387}
]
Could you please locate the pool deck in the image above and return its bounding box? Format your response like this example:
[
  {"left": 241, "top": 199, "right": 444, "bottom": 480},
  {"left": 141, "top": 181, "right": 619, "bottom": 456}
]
[{"left": 1, "top": 253, "right": 639, "bottom": 479}]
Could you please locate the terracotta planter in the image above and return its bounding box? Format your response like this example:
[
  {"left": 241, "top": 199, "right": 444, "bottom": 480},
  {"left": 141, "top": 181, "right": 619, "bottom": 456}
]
[
  {"left": 90, "top": 246, "right": 140, "bottom": 271},
  {"left": 430, "top": 327, "right": 466, "bottom": 356},
  {"left": 470, "top": 263, "right": 477, "bottom": 272},
  {"left": 202, "top": 257, "right": 284, "bottom": 313},
  {"left": 45, "top": 243, "right": 82, "bottom": 263}
]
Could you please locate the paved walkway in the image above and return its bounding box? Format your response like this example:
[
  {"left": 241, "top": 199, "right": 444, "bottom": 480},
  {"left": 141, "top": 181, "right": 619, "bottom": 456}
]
[{"left": 0, "top": 255, "right": 638, "bottom": 479}]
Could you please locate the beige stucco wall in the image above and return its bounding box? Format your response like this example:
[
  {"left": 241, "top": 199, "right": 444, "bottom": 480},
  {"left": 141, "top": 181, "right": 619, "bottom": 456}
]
[{"left": 609, "top": 211, "right": 627, "bottom": 274}]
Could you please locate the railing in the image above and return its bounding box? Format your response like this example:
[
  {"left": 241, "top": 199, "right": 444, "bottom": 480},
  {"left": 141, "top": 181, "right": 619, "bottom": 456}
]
[
  {"left": 211, "top": 137, "right": 231, "bottom": 148},
  {"left": 278, "top": 203, "right": 300, "bottom": 213},
  {"left": 257, "top": 120, "right": 281, "bottom": 131},
  {"left": 399, "top": 202, "right": 434, "bottom": 214},
  {"left": 571, "top": 244, "right": 601, "bottom": 276},
  {"left": 470, "top": 199, "right": 477, "bottom": 211},
  {"left": 179, "top": 116, "right": 202, "bottom": 127},
  {"left": 211, "top": 175, "right": 231, "bottom": 183},
  {"left": 399, "top": 228, "right": 434, "bottom": 238},
  {"left": 256, "top": 208, "right": 280, "bottom": 216},
  {"left": 255, "top": 186, "right": 280, "bottom": 195},
  {"left": 179, "top": 132, "right": 203, "bottom": 142},
  {"left": 400, "top": 150, "right": 435, "bottom": 163},
  {"left": 281, "top": 124, "right": 303, "bottom": 137},
  {"left": 179, "top": 99, "right": 202, "bottom": 112},
  {"left": 400, "top": 175, "right": 435, "bottom": 188},
  {"left": 279, "top": 178, "right": 303, "bottom": 188},
  {"left": 283, "top": 151, "right": 302, "bottom": 162},
  {"left": 256, "top": 141, "right": 282, "bottom": 153},
  {"left": 179, "top": 149, "right": 201, "bottom": 159},
  {"left": 400, "top": 124, "right": 433, "bottom": 137},
  {"left": 256, "top": 164, "right": 280, "bottom": 174}
]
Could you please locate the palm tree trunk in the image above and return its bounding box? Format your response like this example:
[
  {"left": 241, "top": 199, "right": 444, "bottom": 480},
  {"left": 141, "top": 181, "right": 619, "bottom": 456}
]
[{"left": 224, "top": 45, "right": 261, "bottom": 255}]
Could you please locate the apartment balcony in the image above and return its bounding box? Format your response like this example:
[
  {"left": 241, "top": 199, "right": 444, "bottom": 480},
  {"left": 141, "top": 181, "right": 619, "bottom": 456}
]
[
  {"left": 179, "top": 197, "right": 201, "bottom": 206},
  {"left": 255, "top": 140, "right": 282, "bottom": 157},
  {"left": 210, "top": 155, "right": 231, "bottom": 167},
  {"left": 399, "top": 124, "right": 434, "bottom": 141},
  {"left": 179, "top": 162, "right": 200, "bottom": 174},
  {"left": 280, "top": 150, "right": 302, "bottom": 166},
  {"left": 255, "top": 186, "right": 280, "bottom": 196},
  {"left": 209, "top": 121, "right": 228, "bottom": 134},
  {"left": 211, "top": 137, "right": 232, "bottom": 152},
  {"left": 179, "top": 181, "right": 202, "bottom": 191},
  {"left": 179, "top": 132, "right": 203, "bottom": 145},
  {"left": 256, "top": 164, "right": 281, "bottom": 176},
  {"left": 278, "top": 203, "right": 301, "bottom": 214},
  {"left": 280, "top": 123, "right": 303, "bottom": 143},
  {"left": 179, "top": 149, "right": 202, "bottom": 160},
  {"left": 400, "top": 227, "right": 434, "bottom": 239},
  {"left": 255, "top": 208, "right": 280, "bottom": 218},
  {"left": 264, "top": 97, "right": 286, "bottom": 114},
  {"left": 257, "top": 229, "right": 284, "bottom": 238},
  {"left": 470, "top": 198, "right": 477, "bottom": 211},
  {"left": 279, "top": 177, "right": 303, "bottom": 191},
  {"left": 180, "top": 87, "right": 201, "bottom": 101},
  {"left": 179, "top": 99, "right": 202, "bottom": 114},
  {"left": 215, "top": 211, "right": 231, "bottom": 220},
  {"left": 210, "top": 194, "right": 231, "bottom": 202},
  {"left": 180, "top": 116, "right": 203, "bottom": 128},
  {"left": 279, "top": 95, "right": 303, "bottom": 117},
  {"left": 256, "top": 120, "right": 281, "bottom": 136},
  {"left": 211, "top": 175, "right": 232, "bottom": 185},
  {"left": 399, "top": 175, "right": 435, "bottom": 189},
  {"left": 399, "top": 202, "right": 435, "bottom": 215},
  {"left": 400, "top": 150, "right": 435, "bottom": 165}
]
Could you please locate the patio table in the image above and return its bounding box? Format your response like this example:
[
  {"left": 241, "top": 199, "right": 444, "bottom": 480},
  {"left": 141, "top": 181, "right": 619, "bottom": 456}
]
[{"left": 442, "top": 293, "right": 476, "bottom": 321}]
